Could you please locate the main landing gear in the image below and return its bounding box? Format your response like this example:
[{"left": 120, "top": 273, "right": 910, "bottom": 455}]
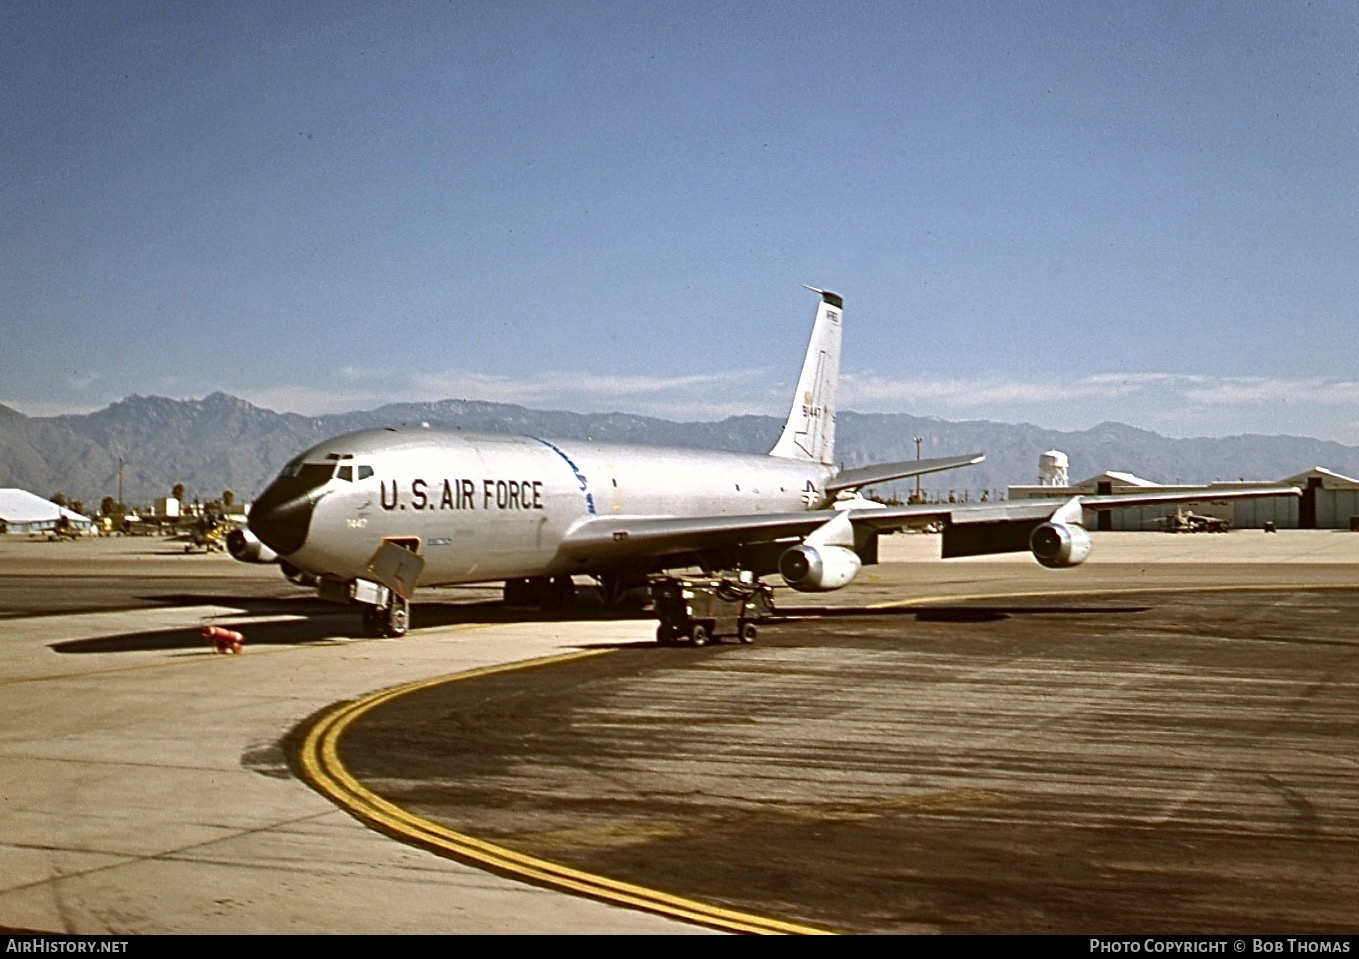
[
  {"left": 503, "top": 576, "right": 577, "bottom": 608},
  {"left": 502, "top": 573, "right": 653, "bottom": 609}
]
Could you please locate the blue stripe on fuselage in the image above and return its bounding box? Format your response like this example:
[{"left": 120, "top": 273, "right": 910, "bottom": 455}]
[{"left": 530, "top": 437, "right": 596, "bottom": 515}]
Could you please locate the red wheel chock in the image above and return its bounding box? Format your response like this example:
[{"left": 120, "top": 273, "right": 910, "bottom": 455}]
[{"left": 201, "top": 624, "right": 244, "bottom": 654}]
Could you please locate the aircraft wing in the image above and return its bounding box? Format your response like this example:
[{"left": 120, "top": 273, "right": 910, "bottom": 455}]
[
  {"left": 825, "top": 452, "right": 986, "bottom": 493},
  {"left": 558, "top": 485, "right": 1300, "bottom": 564},
  {"left": 559, "top": 510, "right": 849, "bottom": 561},
  {"left": 893, "top": 485, "right": 1304, "bottom": 528}
]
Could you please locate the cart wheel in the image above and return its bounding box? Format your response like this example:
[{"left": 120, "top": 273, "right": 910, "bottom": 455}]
[
  {"left": 689, "top": 623, "right": 709, "bottom": 647},
  {"left": 656, "top": 624, "right": 675, "bottom": 646},
  {"left": 739, "top": 623, "right": 757, "bottom": 644}
]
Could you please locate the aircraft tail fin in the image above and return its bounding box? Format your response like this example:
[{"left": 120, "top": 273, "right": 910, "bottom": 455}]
[{"left": 769, "top": 286, "right": 842, "bottom": 465}]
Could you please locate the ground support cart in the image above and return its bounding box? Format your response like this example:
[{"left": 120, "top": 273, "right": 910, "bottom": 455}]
[{"left": 649, "top": 574, "right": 775, "bottom": 646}]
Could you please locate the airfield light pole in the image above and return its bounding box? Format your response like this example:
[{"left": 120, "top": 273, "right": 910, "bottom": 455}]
[{"left": 914, "top": 437, "right": 923, "bottom": 503}]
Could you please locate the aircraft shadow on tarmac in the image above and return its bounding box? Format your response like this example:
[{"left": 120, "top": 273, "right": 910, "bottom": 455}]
[
  {"left": 52, "top": 622, "right": 348, "bottom": 655},
  {"left": 774, "top": 602, "right": 1152, "bottom": 624},
  {"left": 49, "top": 591, "right": 1150, "bottom": 655},
  {"left": 51, "top": 594, "right": 349, "bottom": 654},
  {"left": 415, "top": 594, "right": 656, "bottom": 627},
  {"left": 415, "top": 596, "right": 1153, "bottom": 629},
  {"left": 49, "top": 592, "right": 655, "bottom": 655}
]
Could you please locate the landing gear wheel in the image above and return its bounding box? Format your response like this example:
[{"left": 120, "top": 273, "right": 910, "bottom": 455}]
[
  {"left": 601, "top": 572, "right": 651, "bottom": 608},
  {"left": 739, "top": 623, "right": 757, "bottom": 644},
  {"left": 547, "top": 576, "right": 576, "bottom": 608},
  {"left": 503, "top": 578, "right": 533, "bottom": 606},
  {"left": 689, "top": 623, "right": 709, "bottom": 647},
  {"left": 384, "top": 596, "right": 410, "bottom": 638}
]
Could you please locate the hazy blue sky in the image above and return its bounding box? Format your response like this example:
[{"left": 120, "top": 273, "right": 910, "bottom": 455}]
[{"left": 4, "top": 2, "right": 1358, "bottom": 441}]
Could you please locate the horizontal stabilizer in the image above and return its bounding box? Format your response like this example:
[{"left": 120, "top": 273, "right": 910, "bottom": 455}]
[{"left": 825, "top": 452, "right": 985, "bottom": 494}]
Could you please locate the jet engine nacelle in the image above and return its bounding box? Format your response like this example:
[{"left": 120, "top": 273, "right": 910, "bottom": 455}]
[
  {"left": 779, "top": 544, "right": 862, "bottom": 592},
  {"left": 1029, "top": 521, "right": 1093, "bottom": 568},
  {"left": 226, "top": 527, "right": 278, "bottom": 564}
]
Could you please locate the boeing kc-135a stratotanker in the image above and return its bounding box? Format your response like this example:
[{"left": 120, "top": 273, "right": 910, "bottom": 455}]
[{"left": 230, "top": 287, "right": 1300, "bottom": 638}]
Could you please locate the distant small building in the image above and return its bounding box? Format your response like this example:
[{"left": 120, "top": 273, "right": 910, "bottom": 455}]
[{"left": 0, "top": 489, "right": 95, "bottom": 535}]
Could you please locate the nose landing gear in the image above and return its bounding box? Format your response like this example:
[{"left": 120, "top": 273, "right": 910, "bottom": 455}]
[
  {"left": 359, "top": 591, "right": 410, "bottom": 638},
  {"left": 352, "top": 540, "right": 423, "bottom": 638}
]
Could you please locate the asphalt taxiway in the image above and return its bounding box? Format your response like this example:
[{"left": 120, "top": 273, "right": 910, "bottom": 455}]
[{"left": 1, "top": 532, "right": 1357, "bottom": 933}]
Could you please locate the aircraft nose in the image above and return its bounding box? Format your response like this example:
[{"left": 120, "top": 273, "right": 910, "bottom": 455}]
[{"left": 248, "top": 481, "right": 319, "bottom": 556}]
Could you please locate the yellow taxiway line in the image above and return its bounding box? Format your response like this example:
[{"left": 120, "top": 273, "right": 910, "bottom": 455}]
[{"left": 298, "top": 649, "right": 834, "bottom": 936}]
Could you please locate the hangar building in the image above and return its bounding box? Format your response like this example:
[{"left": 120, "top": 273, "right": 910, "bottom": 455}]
[
  {"left": 1009, "top": 461, "right": 1359, "bottom": 531},
  {"left": 0, "top": 489, "right": 95, "bottom": 535}
]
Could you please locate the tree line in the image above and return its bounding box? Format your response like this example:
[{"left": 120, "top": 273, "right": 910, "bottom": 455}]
[{"left": 48, "top": 486, "right": 238, "bottom": 518}]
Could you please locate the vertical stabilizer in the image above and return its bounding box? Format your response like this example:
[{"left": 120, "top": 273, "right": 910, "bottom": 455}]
[{"left": 770, "top": 286, "right": 842, "bottom": 465}]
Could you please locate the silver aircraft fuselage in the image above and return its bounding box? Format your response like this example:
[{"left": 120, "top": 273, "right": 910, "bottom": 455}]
[{"left": 260, "top": 426, "right": 834, "bottom": 586}]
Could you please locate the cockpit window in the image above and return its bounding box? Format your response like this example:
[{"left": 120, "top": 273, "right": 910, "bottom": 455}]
[
  {"left": 265, "top": 460, "right": 339, "bottom": 502},
  {"left": 296, "top": 463, "right": 336, "bottom": 486},
  {"left": 275, "top": 454, "right": 363, "bottom": 486}
]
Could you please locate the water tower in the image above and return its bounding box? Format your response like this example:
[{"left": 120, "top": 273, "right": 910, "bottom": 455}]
[{"left": 1038, "top": 450, "right": 1069, "bottom": 487}]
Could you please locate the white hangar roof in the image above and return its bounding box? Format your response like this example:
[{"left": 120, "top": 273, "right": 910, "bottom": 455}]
[{"left": 0, "top": 488, "right": 92, "bottom": 525}]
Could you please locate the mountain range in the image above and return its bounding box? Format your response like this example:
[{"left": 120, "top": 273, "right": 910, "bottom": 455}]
[{"left": 2, "top": 391, "right": 1357, "bottom": 509}]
